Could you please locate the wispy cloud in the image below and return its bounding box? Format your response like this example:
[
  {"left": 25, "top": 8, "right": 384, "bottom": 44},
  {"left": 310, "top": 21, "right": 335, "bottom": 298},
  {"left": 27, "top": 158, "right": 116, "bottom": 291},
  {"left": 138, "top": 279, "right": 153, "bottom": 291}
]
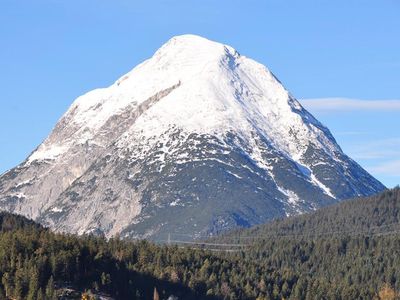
[
  {"left": 345, "top": 138, "right": 400, "bottom": 181},
  {"left": 300, "top": 98, "right": 400, "bottom": 112},
  {"left": 346, "top": 138, "right": 400, "bottom": 160},
  {"left": 334, "top": 131, "right": 371, "bottom": 137},
  {"left": 367, "top": 160, "right": 400, "bottom": 177}
]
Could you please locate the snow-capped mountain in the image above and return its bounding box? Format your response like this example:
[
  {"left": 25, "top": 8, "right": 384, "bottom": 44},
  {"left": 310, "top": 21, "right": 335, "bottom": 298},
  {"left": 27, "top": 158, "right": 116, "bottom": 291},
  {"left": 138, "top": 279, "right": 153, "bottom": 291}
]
[{"left": 0, "top": 35, "right": 385, "bottom": 240}]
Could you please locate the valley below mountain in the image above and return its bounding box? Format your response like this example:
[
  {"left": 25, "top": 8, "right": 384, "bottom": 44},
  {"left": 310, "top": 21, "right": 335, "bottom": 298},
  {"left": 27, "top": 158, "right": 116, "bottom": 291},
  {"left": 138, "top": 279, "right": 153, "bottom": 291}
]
[{"left": 0, "top": 188, "right": 398, "bottom": 299}]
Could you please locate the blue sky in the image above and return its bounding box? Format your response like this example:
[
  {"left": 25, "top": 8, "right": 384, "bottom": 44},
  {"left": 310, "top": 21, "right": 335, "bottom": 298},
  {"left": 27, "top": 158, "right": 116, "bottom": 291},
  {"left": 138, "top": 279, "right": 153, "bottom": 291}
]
[{"left": 0, "top": 0, "right": 399, "bottom": 187}]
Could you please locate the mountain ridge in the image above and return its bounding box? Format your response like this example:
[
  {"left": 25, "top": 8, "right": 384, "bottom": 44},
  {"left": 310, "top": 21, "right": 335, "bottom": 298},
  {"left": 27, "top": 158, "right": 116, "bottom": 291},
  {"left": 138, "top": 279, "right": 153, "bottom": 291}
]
[
  {"left": 0, "top": 34, "right": 385, "bottom": 240},
  {"left": 214, "top": 187, "right": 399, "bottom": 244}
]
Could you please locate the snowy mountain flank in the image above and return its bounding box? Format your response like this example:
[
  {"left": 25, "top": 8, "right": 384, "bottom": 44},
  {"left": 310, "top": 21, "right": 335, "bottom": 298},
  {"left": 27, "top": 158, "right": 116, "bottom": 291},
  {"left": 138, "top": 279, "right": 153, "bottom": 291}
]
[{"left": 0, "top": 35, "right": 385, "bottom": 240}]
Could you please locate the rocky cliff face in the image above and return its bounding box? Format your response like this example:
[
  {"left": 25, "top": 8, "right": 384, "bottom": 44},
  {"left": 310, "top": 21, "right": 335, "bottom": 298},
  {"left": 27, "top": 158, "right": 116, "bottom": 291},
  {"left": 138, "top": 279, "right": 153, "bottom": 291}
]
[{"left": 0, "top": 35, "right": 385, "bottom": 240}]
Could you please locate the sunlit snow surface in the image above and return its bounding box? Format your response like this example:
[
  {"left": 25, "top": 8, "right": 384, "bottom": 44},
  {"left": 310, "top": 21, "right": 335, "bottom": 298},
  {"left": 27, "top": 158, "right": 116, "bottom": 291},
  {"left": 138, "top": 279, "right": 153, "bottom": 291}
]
[
  {"left": 31, "top": 35, "right": 338, "bottom": 180},
  {"left": 0, "top": 35, "right": 385, "bottom": 239}
]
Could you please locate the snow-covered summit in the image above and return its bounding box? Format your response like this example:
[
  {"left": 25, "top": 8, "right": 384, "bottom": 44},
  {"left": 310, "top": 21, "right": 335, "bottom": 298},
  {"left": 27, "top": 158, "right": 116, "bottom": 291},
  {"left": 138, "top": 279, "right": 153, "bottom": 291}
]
[
  {"left": 152, "top": 34, "right": 240, "bottom": 66},
  {"left": 68, "top": 34, "right": 244, "bottom": 133},
  {"left": 0, "top": 35, "right": 385, "bottom": 240},
  {"left": 31, "top": 34, "right": 333, "bottom": 165}
]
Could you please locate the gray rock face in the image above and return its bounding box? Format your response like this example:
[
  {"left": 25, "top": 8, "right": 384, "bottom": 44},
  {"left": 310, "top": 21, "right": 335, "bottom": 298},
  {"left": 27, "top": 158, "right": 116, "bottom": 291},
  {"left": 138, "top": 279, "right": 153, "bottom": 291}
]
[{"left": 0, "top": 35, "right": 385, "bottom": 241}]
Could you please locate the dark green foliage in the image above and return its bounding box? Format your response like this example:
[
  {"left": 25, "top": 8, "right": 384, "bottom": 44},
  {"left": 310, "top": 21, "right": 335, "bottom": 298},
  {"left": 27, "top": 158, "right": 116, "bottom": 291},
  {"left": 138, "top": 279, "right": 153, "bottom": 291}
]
[
  {"left": 0, "top": 188, "right": 399, "bottom": 299},
  {"left": 0, "top": 212, "right": 265, "bottom": 299},
  {"left": 212, "top": 187, "right": 400, "bottom": 299},
  {"left": 238, "top": 186, "right": 400, "bottom": 238}
]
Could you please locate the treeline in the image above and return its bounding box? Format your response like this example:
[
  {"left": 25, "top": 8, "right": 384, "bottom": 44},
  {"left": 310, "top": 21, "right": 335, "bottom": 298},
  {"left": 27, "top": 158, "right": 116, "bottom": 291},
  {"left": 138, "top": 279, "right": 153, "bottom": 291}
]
[
  {"left": 213, "top": 187, "right": 400, "bottom": 299},
  {"left": 229, "top": 187, "right": 400, "bottom": 239},
  {"left": 0, "top": 212, "right": 288, "bottom": 299},
  {"left": 0, "top": 188, "right": 399, "bottom": 299}
]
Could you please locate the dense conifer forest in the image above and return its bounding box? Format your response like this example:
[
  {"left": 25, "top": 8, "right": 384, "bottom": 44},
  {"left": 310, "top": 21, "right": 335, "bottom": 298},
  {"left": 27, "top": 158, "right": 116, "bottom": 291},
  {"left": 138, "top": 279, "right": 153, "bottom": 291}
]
[{"left": 0, "top": 188, "right": 399, "bottom": 299}]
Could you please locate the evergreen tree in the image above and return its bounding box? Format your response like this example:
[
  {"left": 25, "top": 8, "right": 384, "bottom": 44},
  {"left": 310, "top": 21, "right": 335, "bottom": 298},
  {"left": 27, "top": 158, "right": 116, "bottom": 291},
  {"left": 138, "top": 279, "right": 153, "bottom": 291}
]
[
  {"left": 45, "top": 276, "right": 55, "bottom": 300},
  {"left": 27, "top": 267, "right": 39, "bottom": 300}
]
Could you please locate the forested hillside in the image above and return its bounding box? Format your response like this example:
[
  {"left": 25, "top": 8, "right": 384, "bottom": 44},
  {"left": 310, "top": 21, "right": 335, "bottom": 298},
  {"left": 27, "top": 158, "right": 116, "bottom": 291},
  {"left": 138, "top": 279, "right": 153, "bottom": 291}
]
[
  {"left": 0, "top": 212, "right": 289, "bottom": 300},
  {"left": 220, "top": 187, "right": 400, "bottom": 240},
  {"left": 0, "top": 188, "right": 399, "bottom": 299},
  {"left": 214, "top": 187, "right": 400, "bottom": 299}
]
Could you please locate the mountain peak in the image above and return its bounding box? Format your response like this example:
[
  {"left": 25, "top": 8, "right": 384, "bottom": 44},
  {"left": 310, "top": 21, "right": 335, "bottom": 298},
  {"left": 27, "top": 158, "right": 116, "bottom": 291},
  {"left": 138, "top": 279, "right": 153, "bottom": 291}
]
[
  {"left": 143, "top": 34, "right": 241, "bottom": 78},
  {"left": 0, "top": 35, "right": 385, "bottom": 240},
  {"left": 155, "top": 34, "right": 239, "bottom": 59},
  {"left": 163, "top": 34, "right": 221, "bottom": 46}
]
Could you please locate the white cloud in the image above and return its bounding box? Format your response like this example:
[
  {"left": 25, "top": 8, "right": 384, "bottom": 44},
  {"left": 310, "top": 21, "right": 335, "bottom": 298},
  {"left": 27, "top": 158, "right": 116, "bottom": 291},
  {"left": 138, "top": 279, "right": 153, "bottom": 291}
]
[
  {"left": 368, "top": 160, "right": 400, "bottom": 177},
  {"left": 346, "top": 138, "right": 400, "bottom": 160},
  {"left": 334, "top": 131, "right": 370, "bottom": 137},
  {"left": 300, "top": 98, "right": 400, "bottom": 111}
]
